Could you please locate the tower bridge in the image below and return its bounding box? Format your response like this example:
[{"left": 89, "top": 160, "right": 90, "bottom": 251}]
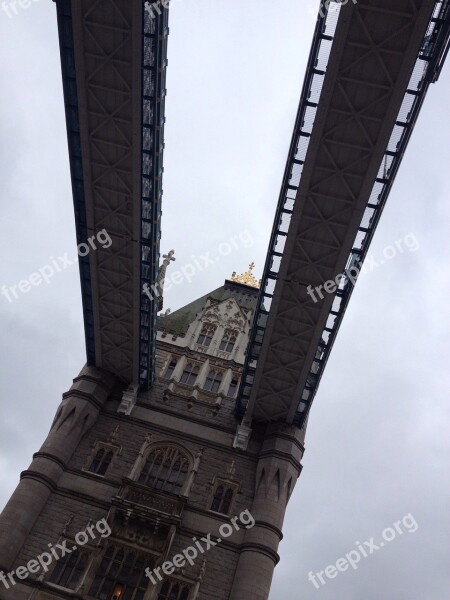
[{"left": 0, "top": 1, "right": 448, "bottom": 599}]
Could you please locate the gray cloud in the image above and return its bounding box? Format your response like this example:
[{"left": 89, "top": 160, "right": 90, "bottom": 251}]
[{"left": 0, "top": 2, "right": 448, "bottom": 599}]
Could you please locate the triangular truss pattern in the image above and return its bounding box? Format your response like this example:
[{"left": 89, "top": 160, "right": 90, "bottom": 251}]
[
  {"left": 56, "top": 0, "right": 168, "bottom": 385},
  {"left": 239, "top": 0, "right": 444, "bottom": 424}
]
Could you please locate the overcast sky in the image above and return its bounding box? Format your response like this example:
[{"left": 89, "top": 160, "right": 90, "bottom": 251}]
[{"left": 0, "top": 1, "right": 449, "bottom": 599}]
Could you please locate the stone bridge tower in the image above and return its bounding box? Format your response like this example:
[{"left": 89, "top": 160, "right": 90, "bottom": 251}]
[{"left": 0, "top": 271, "right": 306, "bottom": 600}]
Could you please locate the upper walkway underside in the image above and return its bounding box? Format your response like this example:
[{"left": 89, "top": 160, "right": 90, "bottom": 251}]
[
  {"left": 55, "top": 0, "right": 448, "bottom": 408},
  {"left": 56, "top": 0, "right": 168, "bottom": 386},
  {"left": 238, "top": 0, "right": 449, "bottom": 425}
]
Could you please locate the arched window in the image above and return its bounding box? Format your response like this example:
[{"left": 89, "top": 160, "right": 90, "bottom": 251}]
[
  {"left": 49, "top": 547, "right": 89, "bottom": 590},
  {"left": 180, "top": 363, "right": 199, "bottom": 386},
  {"left": 203, "top": 370, "right": 223, "bottom": 393},
  {"left": 227, "top": 376, "right": 239, "bottom": 398},
  {"left": 163, "top": 358, "right": 177, "bottom": 379},
  {"left": 138, "top": 446, "right": 190, "bottom": 495},
  {"left": 89, "top": 448, "right": 114, "bottom": 476},
  {"left": 197, "top": 323, "right": 216, "bottom": 347},
  {"left": 219, "top": 329, "right": 238, "bottom": 353},
  {"left": 89, "top": 545, "right": 152, "bottom": 600},
  {"left": 211, "top": 485, "right": 234, "bottom": 515},
  {"left": 158, "top": 581, "right": 191, "bottom": 600}
]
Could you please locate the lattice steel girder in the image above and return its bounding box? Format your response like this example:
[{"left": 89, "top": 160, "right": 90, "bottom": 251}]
[
  {"left": 247, "top": 0, "right": 437, "bottom": 423},
  {"left": 56, "top": 0, "right": 166, "bottom": 385}
]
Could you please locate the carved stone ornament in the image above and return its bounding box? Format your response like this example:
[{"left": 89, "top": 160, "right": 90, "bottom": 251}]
[
  {"left": 117, "top": 384, "right": 139, "bottom": 415},
  {"left": 112, "top": 517, "right": 168, "bottom": 553},
  {"left": 233, "top": 420, "right": 252, "bottom": 450}
]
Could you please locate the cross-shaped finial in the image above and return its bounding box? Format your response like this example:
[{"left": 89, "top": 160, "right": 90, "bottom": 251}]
[
  {"left": 248, "top": 262, "right": 255, "bottom": 272},
  {"left": 162, "top": 249, "right": 176, "bottom": 267}
]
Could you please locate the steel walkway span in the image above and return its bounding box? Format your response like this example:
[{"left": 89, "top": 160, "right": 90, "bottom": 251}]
[
  {"left": 55, "top": 0, "right": 168, "bottom": 387},
  {"left": 238, "top": 0, "right": 450, "bottom": 426}
]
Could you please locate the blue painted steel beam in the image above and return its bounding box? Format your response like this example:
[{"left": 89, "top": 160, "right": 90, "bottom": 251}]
[
  {"left": 55, "top": 0, "right": 96, "bottom": 365},
  {"left": 139, "top": 7, "right": 169, "bottom": 388}
]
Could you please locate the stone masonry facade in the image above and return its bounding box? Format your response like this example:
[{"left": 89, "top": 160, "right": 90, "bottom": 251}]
[{"left": 0, "top": 281, "right": 306, "bottom": 600}]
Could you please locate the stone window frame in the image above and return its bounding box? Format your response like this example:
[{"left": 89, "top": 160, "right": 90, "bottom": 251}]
[
  {"left": 41, "top": 539, "right": 160, "bottom": 600},
  {"left": 44, "top": 529, "right": 111, "bottom": 596},
  {"left": 202, "top": 368, "right": 224, "bottom": 394},
  {"left": 162, "top": 356, "right": 178, "bottom": 379},
  {"left": 226, "top": 374, "right": 240, "bottom": 398},
  {"left": 179, "top": 362, "right": 200, "bottom": 386},
  {"left": 45, "top": 543, "right": 91, "bottom": 593},
  {"left": 86, "top": 542, "right": 155, "bottom": 600},
  {"left": 196, "top": 322, "right": 217, "bottom": 348},
  {"left": 207, "top": 477, "right": 240, "bottom": 516},
  {"left": 155, "top": 578, "right": 193, "bottom": 600},
  {"left": 134, "top": 442, "right": 194, "bottom": 497},
  {"left": 219, "top": 328, "right": 238, "bottom": 353},
  {"left": 83, "top": 439, "right": 122, "bottom": 478}
]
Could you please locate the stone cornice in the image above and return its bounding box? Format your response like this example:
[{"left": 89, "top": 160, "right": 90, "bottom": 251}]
[
  {"left": 263, "top": 430, "right": 306, "bottom": 454},
  {"left": 20, "top": 470, "right": 57, "bottom": 492},
  {"left": 32, "top": 452, "right": 67, "bottom": 471},
  {"left": 108, "top": 406, "right": 261, "bottom": 461},
  {"left": 254, "top": 520, "right": 283, "bottom": 540},
  {"left": 66, "top": 467, "right": 123, "bottom": 487},
  {"left": 61, "top": 388, "right": 104, "bottom": 410},
  {"left": 258, "top": 449, "right": 303, "bottom": 473},
  {"left": 52, "top": 475, "right": 252, "bottom": 531},
  {"left": 123, "top": 402, "right": 236, "bottom": 436},
  {"left": 71, "top": 368, "right": 115, "bottom": 392},
  {"left": 238, "top": 542, "right": 280, "bottom": 565},
  {"left": 14, "top": 578, "right": 84, "bottom": 599},
  {"left": 156, "top": 340, "right": 245, "bottom": 370},
  {"left": 54, "top": 486, "right": 112, "bottom": 510}
]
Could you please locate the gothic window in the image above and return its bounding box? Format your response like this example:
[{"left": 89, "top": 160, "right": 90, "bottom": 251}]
[
  {"left": 158, "top": 581, "right": 191, "bottom": 600},
  {"left": 196, "top": 323, "right": 216, "bottom": 347},
  {"left": 89, "top": 545, "right": 152, "bottom": 600},
  {"left": 49, "top": 547, "right": 89, "bottom": 590},
  {"left": 210, "top": 485, "right": 234, "bottom": 515},
  {"left": 219, "top": 329, "right": 238, "bottom": 353},
  {"left": 138, "top": 446, "right": 190, "bottom": 495},
  {"left": 180, "top": 363, "right": 199, "bottom": 386},
  {"left": 203, "top": 370, "right": 223, "bottom": 393},
  {"left": 163, "top": 358, "right": 177, "bottom": 379},
  {"left": 88, "top": 448, "right": 114, "bottom": 476},
  {"left": 227, "top": 376, "right": 239, "bottom": 398}
]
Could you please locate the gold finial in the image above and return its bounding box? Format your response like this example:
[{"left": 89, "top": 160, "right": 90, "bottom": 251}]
[{"left": 230, "top": 263, "right": 260, "bottom": 288}]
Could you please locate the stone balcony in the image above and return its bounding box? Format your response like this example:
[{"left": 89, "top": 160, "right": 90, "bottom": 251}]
[
  {"left": 112, "top": 478, "right": 185, "bottom": 524},
  {"left": 109, "top": 479, "right": 186, "bottom": 556}
]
